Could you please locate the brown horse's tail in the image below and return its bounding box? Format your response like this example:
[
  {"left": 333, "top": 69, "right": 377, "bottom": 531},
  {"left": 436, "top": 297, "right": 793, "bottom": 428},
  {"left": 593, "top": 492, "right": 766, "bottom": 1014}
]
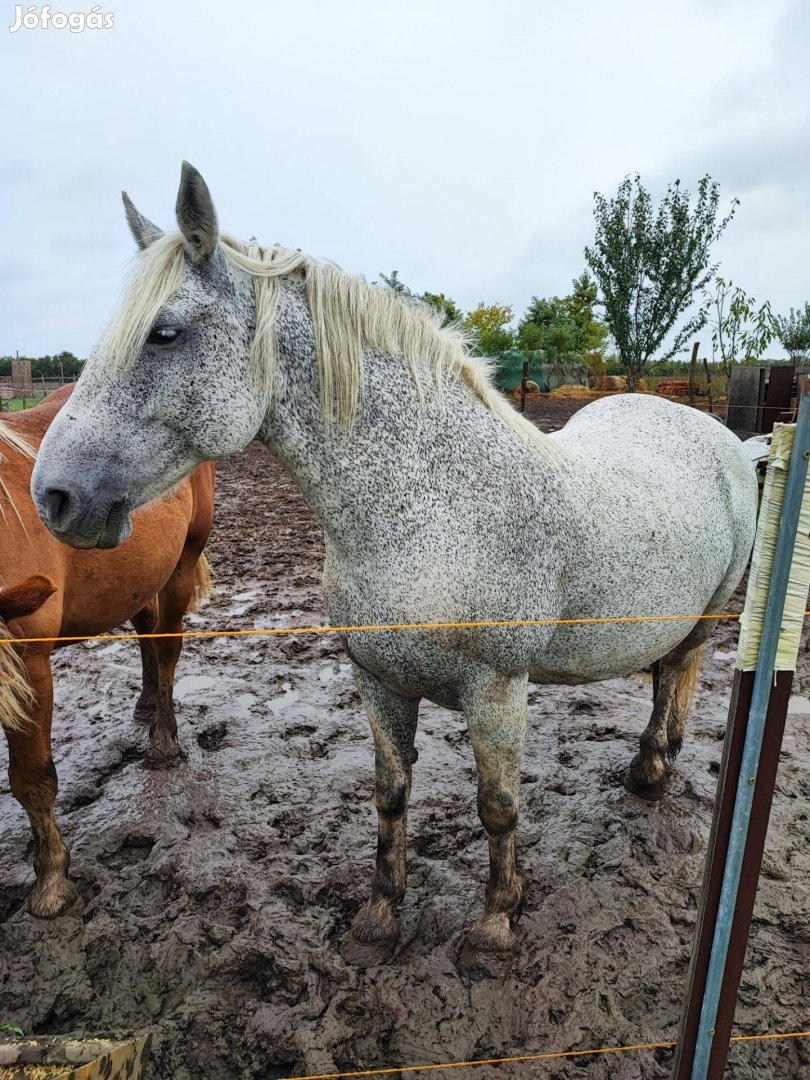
[
  {"left": 189, "top": 553, "right": 214, "bottom": 613},
  {"left": 0, "top": 575, "right": 57, "bottom": 732}
]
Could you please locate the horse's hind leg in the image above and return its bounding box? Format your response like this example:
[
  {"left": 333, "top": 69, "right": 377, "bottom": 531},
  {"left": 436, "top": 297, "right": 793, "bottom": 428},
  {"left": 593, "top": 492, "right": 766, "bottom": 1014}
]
[
  {"left": 461, "top": 670, "right": 528, "bottom": 960},
  {"left": 132, "top": 600, "right": 159, "bottom": 725},
  {"left": 5, "top": 653, "right": 79, "bottom": 917},
  {"left": 347, "top": 666, "right": 419, "bottom": 964},
  {"left": 627, "top": 627, "right": 708, "bottom": 800}
]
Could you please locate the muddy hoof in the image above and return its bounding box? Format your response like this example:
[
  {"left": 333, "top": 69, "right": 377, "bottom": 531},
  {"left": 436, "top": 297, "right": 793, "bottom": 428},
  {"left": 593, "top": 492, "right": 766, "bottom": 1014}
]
[
  {"left": 143, "top": 742, "right": 186, "bottom": 770},
  {"left": 458, "top": 943, "right": 517, "bottom": 979},
  {"left": 624, "top": 769, "right": 668, "bottom": 802},
  {"left": 343, "top": 905, "right": 399, "bottom": 966},
  {"left": 341, "top": 930, "right": 397, "bottom": 967},
  {"left": 133, "top": 704, "right": 156, "bottom": 727},
  {"left": 458, "top": 914, "right": 519, "bottom": 977},
  {"left": 29, "top": 877, "right": 80, "bottom": 919}
]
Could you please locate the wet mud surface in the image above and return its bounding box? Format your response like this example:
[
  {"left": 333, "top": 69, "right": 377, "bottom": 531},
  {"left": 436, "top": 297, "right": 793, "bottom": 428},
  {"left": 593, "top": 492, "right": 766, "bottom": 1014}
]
[{"left": 1, "top": 401, "right": 809, "bottom": 1079}]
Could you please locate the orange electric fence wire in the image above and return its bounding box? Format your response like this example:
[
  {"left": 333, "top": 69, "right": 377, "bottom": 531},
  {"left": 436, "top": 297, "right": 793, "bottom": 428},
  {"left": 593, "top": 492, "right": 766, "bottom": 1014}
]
[
  {"left": 0, "top": 608, "right": 755, "bottom": 646},
  {"left": 282, "top": 1030, "right": 810, "bottom": 1080}
]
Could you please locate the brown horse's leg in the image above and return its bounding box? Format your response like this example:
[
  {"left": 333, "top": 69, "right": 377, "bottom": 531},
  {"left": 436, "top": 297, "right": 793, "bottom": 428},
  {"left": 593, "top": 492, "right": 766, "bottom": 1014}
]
[
  {"left": 5, "top": 653, "right": 78, "bottom": 918},
  {"left": 132, "top": 600, "right": 159, "bottom": 725},
  {"left": 143, "top": 560, "right": 197, "bottom": 769},
  {"left": 349, "top": 665, "right": 419, "bottom": 961},
  {"left": 628, "top": 626, "right": 708, "bottom": 800},
  {"left": 461, "top": 671, "right": 528, "bottom": 959}
]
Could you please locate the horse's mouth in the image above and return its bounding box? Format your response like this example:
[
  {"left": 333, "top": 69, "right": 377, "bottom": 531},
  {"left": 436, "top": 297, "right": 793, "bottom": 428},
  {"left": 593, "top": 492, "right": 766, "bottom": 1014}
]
[
  {"left": 95, "top": 499, "right": 133, "bottom": 549},
  {"left": 42, "top": 493, "right": 133, "bottom": 550}
]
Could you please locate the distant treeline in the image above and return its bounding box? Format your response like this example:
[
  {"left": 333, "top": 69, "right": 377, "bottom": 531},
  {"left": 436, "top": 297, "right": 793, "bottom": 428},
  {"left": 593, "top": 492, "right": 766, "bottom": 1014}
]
[
  {"left": 607, "top": 357, "right": 795, "bottom": 377},
  {"left": 0, "top": 352, "right": 84, "bottom": 378}
]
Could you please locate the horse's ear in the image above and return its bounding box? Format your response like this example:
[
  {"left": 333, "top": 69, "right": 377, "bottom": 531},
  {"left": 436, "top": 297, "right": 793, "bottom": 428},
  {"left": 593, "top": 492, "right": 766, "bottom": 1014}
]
[
  {"left": 121, "top": 192, "right": 164, "bottom": 251},
  {"left": 175, "top": 161, "right": 218, "bottom": 262}
]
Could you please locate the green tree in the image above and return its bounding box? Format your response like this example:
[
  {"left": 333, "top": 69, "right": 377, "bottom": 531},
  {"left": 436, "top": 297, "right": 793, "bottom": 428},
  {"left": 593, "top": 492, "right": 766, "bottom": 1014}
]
[
  {"left": 378, "top": 269, "right": 412, "bottom": 296},
  {"left": 584, "top": 173, "right": 737, "bottom": 391},
  {"left": 518, "top": 274, "right": 608, "bottom": 361},
  {"left": 421, "top": 292, "right": 463, "bottom": 324},
  {"left": 772, "top": 303, "right": 810, "bottom": 364},
  {"left": 465, "top": 303, "right": 515, "bottom": 357},
  {"left": 568, "top": 271, "right": 609, "bottom": 354},
  {"left": 377, "top": 272, "right": 463, "bottom": 326},
  {"left": 703, "top": 277, "right": 774, "bottom": 379}
]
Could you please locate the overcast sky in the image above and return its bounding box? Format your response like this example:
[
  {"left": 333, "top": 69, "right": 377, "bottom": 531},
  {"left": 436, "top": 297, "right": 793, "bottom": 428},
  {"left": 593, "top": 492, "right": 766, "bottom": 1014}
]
[{"left": 4, "top": 0, "right": 809, "bottom": 359}]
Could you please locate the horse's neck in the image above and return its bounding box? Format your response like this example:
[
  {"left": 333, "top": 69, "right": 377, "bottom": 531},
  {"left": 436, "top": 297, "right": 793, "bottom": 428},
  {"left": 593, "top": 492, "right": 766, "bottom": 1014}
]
[{"left": 258, "top": 295, "right": 569, "bottom": 555}]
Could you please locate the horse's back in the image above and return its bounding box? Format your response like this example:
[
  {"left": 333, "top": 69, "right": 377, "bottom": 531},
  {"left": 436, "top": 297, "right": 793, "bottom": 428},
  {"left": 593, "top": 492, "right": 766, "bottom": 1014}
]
[
  {"left": 552, "top": 393, "right": 755, "bottom": 534},
  {"left": 552, "top": 393, "right": 751, "bottom": 479}
]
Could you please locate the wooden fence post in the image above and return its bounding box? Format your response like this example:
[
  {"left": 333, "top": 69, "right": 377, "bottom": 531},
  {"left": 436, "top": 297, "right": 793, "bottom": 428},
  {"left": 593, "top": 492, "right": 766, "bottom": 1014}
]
[
  {"left": 520, "top": 359, "right": 529, "bottom": 413},
  {"left": 688, "top": 342, "right": 699, "bottom": 408}
]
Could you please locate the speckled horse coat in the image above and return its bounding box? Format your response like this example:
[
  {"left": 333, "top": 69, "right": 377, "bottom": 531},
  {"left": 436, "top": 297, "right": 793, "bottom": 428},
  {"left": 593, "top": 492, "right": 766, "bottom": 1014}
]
[{"left": 31, "top": 164, "right": 758, "bottom": 961}]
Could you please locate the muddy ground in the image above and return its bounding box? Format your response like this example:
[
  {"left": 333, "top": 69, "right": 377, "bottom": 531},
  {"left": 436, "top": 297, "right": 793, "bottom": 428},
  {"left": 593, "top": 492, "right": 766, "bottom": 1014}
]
[{"left": 1, "top": 398, "right": 809, "bottom": 1080}]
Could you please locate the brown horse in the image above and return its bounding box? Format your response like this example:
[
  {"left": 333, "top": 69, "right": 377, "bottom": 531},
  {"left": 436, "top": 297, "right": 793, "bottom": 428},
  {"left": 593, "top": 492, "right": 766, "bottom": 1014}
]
[{"left": 0, "top": 386, "right": 215, "bottom": 918}]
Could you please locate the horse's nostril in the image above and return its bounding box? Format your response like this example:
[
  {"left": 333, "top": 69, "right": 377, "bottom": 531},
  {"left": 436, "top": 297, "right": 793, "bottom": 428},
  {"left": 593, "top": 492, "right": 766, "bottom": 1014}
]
[{"left": 43, "top": 487, "right": 72, "bottom": 527}]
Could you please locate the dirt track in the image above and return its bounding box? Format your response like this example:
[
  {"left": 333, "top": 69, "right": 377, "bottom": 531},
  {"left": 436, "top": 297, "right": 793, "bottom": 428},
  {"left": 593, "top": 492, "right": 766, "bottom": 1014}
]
[{"left": 1, "top": 399, "right": 809, "bottom": 1079}]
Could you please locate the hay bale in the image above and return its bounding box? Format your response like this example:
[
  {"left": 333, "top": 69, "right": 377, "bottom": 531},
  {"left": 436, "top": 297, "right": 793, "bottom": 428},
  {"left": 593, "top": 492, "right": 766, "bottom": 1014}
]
[
  {"left": 604, "top": 375, "right": 627, "bottom": 390},
  {"left": 548, "top": 385, "right": 601, "bottom": 400}
]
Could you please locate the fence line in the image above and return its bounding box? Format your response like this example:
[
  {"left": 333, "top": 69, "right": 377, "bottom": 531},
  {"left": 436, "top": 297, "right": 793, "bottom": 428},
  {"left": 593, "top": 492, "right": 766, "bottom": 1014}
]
[
  {"left": 281, "top": 1030, "right": 810, "bottom": 1080},
  {"left": 0, "top": 608, "right": 754, "bottom": 647}
]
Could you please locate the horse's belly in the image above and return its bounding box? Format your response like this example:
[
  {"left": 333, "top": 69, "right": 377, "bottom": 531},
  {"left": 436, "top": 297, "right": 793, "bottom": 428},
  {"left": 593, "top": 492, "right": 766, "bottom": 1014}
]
[{"left": 529, "top": 616, "right": 700, "bottom": 685}]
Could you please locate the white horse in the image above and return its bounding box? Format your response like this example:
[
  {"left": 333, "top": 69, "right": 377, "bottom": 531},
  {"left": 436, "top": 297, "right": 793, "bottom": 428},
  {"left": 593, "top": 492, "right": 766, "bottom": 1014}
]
[{"left": 31, "top": 164, "right": 757, "bottom": 962}]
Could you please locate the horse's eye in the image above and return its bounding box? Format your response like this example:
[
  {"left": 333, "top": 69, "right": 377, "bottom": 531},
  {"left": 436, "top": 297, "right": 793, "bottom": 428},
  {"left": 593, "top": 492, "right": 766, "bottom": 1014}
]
[{"left": 147, "top": 326, "right": 183, "bottom": 345}]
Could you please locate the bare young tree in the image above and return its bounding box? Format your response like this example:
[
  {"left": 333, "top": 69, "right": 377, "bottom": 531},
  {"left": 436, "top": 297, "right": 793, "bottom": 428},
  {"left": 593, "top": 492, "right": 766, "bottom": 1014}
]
[
  {"left": 585, "top": 174, "right": 738, "bottom": 391},
  {"left": 703, "top": 277, "right": 774, "bottom": 380}
]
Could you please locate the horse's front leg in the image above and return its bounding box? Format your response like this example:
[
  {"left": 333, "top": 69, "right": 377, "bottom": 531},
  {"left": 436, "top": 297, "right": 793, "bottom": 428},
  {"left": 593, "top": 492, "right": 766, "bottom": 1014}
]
[
  {"left": 131, "top": 601, "right": 159, "bottom": 726},
  {"left": 461, "top": 670, "right": 528, "bottom": 960},
  {"left": 348, "top": 665, "right": 419, "bottom": 962},
  {"left": 5, "top": 653, "right": 79, "bottom": 918}
]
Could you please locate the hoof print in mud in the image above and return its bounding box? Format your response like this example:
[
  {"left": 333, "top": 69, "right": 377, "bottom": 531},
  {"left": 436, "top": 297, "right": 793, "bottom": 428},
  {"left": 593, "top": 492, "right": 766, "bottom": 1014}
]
[{"left": 197, "top": 721, "right": 229, "bottom": 752}]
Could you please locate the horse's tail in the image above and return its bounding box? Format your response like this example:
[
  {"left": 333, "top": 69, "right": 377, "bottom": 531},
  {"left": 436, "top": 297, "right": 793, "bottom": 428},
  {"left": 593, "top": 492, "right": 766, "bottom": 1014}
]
[
  {"left": 668, "top": 644, "right": 704, "bottom": 759},
  {"left": 0, "top": 575, "right": 57, "bottom": 732},
  {"left": 0, "top": 621, "right": 35, "bottom": 732},
  {"left": 189, "top": 553, "right": 214, "bottom": 613}
]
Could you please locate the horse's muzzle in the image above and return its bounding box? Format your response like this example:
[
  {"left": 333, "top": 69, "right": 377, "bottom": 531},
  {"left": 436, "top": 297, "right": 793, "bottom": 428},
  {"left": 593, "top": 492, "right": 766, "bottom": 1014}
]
[{"left": 33, "top": 476, "right": 133, "bottom": 549}]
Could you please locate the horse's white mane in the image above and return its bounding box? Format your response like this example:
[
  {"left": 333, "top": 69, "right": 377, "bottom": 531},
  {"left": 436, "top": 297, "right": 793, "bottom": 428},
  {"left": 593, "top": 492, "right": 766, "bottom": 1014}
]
[{"left": 102, "top": 231, "right": 562, "bottom": 459}]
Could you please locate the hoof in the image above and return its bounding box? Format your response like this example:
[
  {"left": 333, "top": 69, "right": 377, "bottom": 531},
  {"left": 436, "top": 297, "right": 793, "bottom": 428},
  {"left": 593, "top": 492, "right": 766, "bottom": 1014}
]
[
  {"left": 459, "top": 915, "right": 519, "bottom": 978},
  {"left": 625, "top": 768, "right": 668, "bottom": 802},
  {"left": 626, "top": 752, "right": 669, "bottom": 801},
  {"left": 29, "top": 876, "right": 80, "bottom": 919},
  {"left": 343, "top": 903, "right": 399, "bottom": 966},
  {"left": 143, "top": 741, "right": 186, "bottom": 770},
  {"left": 341, "top": 930, "right": 396, "bottom": 967}
]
